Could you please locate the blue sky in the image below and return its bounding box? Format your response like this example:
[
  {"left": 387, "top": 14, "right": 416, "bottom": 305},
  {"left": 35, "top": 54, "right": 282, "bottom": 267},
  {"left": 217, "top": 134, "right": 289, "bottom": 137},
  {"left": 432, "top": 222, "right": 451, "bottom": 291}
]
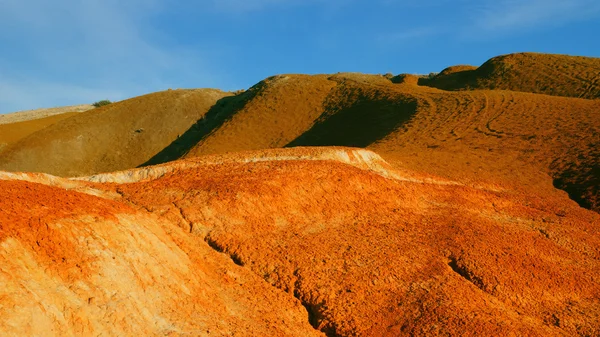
[{"left": 1, "top": 0, "right": 599, "bottom": 114}]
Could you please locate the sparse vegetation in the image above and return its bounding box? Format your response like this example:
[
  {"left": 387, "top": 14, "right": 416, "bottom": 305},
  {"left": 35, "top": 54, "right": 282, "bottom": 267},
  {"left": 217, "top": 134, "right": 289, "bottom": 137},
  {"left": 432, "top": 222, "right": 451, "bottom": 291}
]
[{"left": 92, "top": 100, "right": 112, "bottom": 108}]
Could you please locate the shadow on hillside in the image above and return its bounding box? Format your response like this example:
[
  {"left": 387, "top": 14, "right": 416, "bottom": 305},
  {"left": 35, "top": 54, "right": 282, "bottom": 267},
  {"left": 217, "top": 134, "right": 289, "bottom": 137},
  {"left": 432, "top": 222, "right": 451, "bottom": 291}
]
[
  {"left": 552, "top": 165, "right": 599, "bottom": 212},
  {"left": 141, "top": 83, "right": 264, "bottom": 167},
  {"left": 287, "top": 96, "right": 418, "bottom": 148},
  {"left": 417, "top": 69, "right": 477, "bottom": 90}
]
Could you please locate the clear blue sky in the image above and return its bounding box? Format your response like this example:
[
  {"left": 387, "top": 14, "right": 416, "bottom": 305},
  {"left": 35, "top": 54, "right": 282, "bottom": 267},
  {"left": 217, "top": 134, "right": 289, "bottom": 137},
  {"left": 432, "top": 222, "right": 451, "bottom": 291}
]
[{"left": 1, "top": 0, "right": 599, "bottom": 114}]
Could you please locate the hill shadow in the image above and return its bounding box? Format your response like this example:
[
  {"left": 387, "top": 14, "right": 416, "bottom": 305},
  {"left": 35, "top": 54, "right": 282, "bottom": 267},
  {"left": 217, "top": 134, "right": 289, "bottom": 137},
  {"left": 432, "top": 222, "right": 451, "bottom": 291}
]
[
  {"left": 552, "top": 164, "right": 599, "bottom": 212},
  {"left": 141, "top": 83, "right": 264, "bottom": 166},
  {"left": 287, "top": 94, "right": 418, "bottom": 148}
]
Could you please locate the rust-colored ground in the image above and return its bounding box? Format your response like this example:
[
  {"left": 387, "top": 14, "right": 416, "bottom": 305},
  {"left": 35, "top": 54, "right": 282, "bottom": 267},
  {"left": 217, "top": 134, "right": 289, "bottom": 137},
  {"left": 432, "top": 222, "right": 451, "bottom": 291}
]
[
  {"left": 1, "top": 147, "right": 598, "bottom": 336},
  {"left": 1, "top": 52, "right": 599, "bottom": 336},
  {"left": 0, "top": 169, "right": 321, "bottom": 336}
]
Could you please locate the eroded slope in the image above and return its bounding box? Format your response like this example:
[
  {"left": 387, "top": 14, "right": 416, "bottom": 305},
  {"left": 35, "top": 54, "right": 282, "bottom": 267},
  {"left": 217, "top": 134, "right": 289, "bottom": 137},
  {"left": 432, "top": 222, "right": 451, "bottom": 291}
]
[
  {"left": 0, "top": 172, "right": 321, "bottom": 336},
  {"left": 90, "top": 147, "right": 600, "bottom": 336}
]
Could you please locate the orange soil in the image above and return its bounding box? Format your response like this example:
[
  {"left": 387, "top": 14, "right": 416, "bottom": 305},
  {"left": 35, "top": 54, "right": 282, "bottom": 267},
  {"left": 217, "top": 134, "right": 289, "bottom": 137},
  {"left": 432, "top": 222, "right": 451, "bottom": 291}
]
[
  {"left": 0, "top": 174, "right": 321, "bottom": 336},
  {"left": 2, "top": 147, "right": 600, "bottom": 336},
  {"left": 32, "top": 147, "right": 600, "bottom": 336},
  {"left": 1, "top": 53, "right": 597, "bottom": 212},
  {"left": 0, "top": 112, "right": 80, "bottom": 153},
  {"left": 1, "top": 53, "right": 599, "bottom": 335}
]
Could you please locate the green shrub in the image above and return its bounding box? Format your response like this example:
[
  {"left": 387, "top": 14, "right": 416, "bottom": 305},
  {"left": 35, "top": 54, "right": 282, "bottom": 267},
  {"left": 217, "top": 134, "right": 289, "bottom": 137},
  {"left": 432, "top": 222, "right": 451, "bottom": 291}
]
[{"left": 92, "top": 100, "right": 112, "bottom": 108}]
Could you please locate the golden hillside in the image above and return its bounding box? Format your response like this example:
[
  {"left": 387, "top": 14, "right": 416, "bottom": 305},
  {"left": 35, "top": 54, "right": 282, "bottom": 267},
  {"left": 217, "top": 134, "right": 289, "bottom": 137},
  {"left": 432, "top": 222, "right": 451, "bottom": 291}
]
[
  {"left": 0, "top": 53, "right": 598, "bottom": 213},
  {"left": 421, "top": 52, "right": 600, "bottom": 99},
  {"left": 0, "top": 89, "right": 230, "bottom": 176}
]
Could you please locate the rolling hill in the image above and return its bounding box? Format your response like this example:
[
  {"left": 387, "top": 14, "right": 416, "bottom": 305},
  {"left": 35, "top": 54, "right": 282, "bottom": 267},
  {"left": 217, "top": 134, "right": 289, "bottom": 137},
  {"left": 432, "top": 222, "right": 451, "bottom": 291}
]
[
  {"left": 1, "top": 53, "right": 598, "bottom": 213},
  {"left": 420, "top": 52, "right": 600, "bottom": 99},
  {"left": 0, "top": 89, "right": 230, "bottom": 176},
  {"left": 1, "top": 52, "right": 600, "bottom": 336}
]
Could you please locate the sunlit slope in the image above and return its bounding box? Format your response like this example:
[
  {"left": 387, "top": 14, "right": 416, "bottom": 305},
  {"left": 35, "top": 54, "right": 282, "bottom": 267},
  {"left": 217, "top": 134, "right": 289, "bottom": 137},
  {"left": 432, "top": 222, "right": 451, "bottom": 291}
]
[
  {"left": 98, "top": 147, "right": 600, "bottom": 336},
  {"left": 0, "top": 112, "right": 80, "bottom": 154},
  {"left": 175, "top": 73, "right": 599, "bottom": 211},
  {"left": 421, "top": 53, "right": 600, "bottom": 99},
  {"left": 1, "top": 53, "right": 598, "bottom": 211},
  {"left": 0, "top": 89, "right": 230, "bottom": 176},
  {"left": 0, "top": 171, "right": 320, "bottom": 337},
  {"left": 0, "top": 104, "right": 93, "bottom": 125}
]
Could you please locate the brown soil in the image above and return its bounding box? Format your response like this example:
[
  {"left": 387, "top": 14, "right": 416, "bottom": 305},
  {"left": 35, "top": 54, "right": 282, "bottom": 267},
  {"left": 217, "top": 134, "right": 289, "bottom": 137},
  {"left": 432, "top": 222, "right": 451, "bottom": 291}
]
[
  {"left": 421, "top": 53, "right": 600, "bottom": 99},
  {"left": 0, "top": 104, "right": 93, "bottom": 125},
  {"left": 3, "top": 147, "right": 598, "bottom": 336},
  {"left": 0, "top": 112, "right": 80, "bottom": 154},
  {"left": 0, "top": 89, "right": 230, "bottom": 176}
]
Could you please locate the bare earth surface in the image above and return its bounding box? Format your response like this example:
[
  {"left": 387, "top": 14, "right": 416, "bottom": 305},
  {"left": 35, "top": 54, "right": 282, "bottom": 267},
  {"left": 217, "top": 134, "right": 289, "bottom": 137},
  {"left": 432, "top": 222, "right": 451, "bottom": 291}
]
[
  {"left": 0, "top": 53, "right": 599, "bottom": 336},
  {"left": 0, "top": 104, "right": 93, "bottom": 125},
  {"left": 1, "top": 147, "right": 599, "bottom": 336}
]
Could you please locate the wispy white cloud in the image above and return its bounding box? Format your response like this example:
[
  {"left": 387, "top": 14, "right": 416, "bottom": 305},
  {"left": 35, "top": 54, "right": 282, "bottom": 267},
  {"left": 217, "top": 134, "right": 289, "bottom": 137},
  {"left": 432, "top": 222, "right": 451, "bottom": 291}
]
[
  {"left": 0, "top": 0, "right": 221, "bottom": 114},
  {"left": 468, "top": 0, "right": 600, "bottom": 35}
]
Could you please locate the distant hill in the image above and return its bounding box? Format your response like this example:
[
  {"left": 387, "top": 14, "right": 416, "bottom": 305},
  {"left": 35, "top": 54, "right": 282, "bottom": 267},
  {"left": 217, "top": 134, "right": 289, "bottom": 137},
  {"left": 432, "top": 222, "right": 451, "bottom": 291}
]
[
  {"left": 0, "top": 53, "right": 598, "bottom": 212},
  {"left": 0, "top": 104, "right": 93, "bottom": 125},
  {"left": 0, "top": 89, "right": 230, "bottom": 176},
  {"left": 420, "top": 52, "right": 600, "bottom": 99},
  {"left": 0, "top": 112, "right": 81, "bottom": 154}
]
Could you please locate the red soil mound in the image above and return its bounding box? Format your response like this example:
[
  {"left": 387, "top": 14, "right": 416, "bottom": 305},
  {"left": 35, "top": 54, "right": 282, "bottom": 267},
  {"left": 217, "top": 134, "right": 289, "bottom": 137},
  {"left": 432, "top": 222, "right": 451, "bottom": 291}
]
[
  {"left": 0, "top": 175, "right": 321, "bottom": 336},
  {"left": 95, "top": 147, "right": 600, "bottom": 336}
]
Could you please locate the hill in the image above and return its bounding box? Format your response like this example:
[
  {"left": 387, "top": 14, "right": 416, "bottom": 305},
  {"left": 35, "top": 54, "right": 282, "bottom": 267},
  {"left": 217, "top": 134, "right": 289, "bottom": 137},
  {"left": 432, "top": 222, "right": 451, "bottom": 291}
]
[
  {"left": 167, "top": 71, "right": 599, "bottom": 212},
  {"left": 0, "top": 104, "right": 93, "bottom": 125},
  {"left": 0, "top": 112, "right": 80, "bottom": 154},
  {"left": 0, "top": 89, "right": 230, "bottom": 176},
  {"left": 1, "top": 147, "right": 599, "bottom": 336},
  {"left": 420, "top": 53, "right": 600, "bottom": 99},
  {"left": 1, "top": 54, "right": 598, "bottom": 212}
]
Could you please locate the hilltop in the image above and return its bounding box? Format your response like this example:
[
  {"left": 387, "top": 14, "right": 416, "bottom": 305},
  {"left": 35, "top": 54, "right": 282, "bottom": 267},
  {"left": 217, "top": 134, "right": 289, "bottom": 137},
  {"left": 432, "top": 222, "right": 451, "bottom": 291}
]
[{"left": 420, "top": 52, "right": 600, "bottom": 99}]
